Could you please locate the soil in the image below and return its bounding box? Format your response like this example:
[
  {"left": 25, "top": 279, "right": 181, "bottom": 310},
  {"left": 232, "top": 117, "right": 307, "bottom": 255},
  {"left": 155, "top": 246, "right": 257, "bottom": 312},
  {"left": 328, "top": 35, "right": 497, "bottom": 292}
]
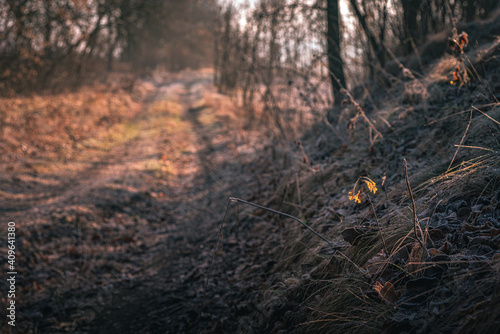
[{"left": 0, "top": 70, "right": 282, "bottom": 333}]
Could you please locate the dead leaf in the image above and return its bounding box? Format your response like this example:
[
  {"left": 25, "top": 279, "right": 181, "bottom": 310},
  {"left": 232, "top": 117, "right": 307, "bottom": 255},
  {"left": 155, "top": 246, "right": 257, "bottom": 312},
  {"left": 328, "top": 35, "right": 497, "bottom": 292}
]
[
  {"left": 406, "top": 243, "right": 425, "bottom": 273},
  {"left": 428, "top": 248, "right": 443, "bottom": 257},
  {"left": 374, "top": 281, "right": 401, "bottom": 305}
]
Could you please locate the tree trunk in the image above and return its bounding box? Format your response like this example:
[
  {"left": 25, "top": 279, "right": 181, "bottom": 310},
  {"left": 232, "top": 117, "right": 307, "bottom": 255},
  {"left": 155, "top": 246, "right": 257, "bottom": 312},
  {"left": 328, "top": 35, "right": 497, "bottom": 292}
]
[
  {"left": 401, "top": 0, "right": 421, "bottom": 53},
  {"left": 326, "top": 0, "right": 346, "bottom": 106}
]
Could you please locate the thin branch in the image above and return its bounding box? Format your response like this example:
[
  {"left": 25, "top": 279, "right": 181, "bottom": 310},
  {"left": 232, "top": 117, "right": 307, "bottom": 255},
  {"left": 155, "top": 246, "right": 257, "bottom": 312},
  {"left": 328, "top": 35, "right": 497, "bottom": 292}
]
[
  {"left": 328, "top": 67, "right": 383, "bottom": 146},
  {"left": 229, "top": 197, "right": 334, "bottom": 247},
  {"left": 296, "top": 173, "right": 302, "bottom": 218},
  {"left": 472, "top": 105, "right": 500, "bottom": 126},
  {"left": 228, "top": 197, "right": 368, "bottom": 276},
  {"left": 206, "top": 199, "right": 232, "bottom": 288},
  {"left": 448, "top": 109, "right": 472, "bottom": 172},
  {"left": 454, "top": 145, "right": 497, "bottom": 153}
]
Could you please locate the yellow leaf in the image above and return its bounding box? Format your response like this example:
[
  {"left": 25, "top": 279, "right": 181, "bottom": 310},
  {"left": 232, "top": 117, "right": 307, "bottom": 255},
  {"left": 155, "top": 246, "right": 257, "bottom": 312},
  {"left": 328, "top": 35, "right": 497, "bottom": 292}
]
[
  {"left": 348, "top": 189, "right": 362, "bottom": 203},
  {"left": 363, "top": 178, "right": 378, "bottom": 194}
]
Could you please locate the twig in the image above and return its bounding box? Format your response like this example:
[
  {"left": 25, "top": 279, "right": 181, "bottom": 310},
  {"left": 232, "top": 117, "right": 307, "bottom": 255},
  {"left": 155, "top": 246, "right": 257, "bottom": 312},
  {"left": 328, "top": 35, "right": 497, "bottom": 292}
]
[
  {"left": 448, "top": 109, "right": 472, "bottom": 172},
  {"left": 229, "top": 197, "right": 334, "bottom": 247},
  {"left": 472, "top": 105, "right": 500, "bottom": 126},
  {"left": 327, "top": 68, "right": 383, "bottom": 147},
  {"left": 296, "top": 173, "right": 302, "bottom": 218},
  {"left": 340, "top": 86, "right": 383, "bottom": 148},
  {"left": 453, "top": 145, "right": 497, "bottom": 153},
  {"left": 227, "top": 197, "right": 368, "bottom": 276},
  {"left": 403, "top": 159, "right": 424, "bottom": 248},
  {"left": 206, "top": 199, "right": 232, "bottom": 288}
]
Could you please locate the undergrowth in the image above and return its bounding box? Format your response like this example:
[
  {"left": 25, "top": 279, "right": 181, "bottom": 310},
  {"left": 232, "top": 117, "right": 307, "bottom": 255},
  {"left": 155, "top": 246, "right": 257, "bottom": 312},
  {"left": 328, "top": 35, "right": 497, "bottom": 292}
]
[{"left": 210, "top": 20, "right": 500, "bottom": 333}]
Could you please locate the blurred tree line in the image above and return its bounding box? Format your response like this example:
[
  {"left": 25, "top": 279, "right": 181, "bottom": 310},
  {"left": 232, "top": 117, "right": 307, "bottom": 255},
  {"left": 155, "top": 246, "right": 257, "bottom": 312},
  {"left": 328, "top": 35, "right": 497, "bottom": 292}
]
[
  {"left": 0, "top": 0, "right": 217, "bottom": 95},
  {"left": 214, "top": 0, "right": 499, "bottom": 126}
]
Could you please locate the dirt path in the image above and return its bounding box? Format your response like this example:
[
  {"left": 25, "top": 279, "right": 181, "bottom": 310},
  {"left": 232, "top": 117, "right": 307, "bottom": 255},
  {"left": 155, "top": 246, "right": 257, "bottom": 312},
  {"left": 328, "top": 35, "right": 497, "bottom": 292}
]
[
  {"left": 1, "top": 71, "right": 278, "bottom": 333},
  {"left": 84, "top": 75, "right": 254, "bottom": 333}
]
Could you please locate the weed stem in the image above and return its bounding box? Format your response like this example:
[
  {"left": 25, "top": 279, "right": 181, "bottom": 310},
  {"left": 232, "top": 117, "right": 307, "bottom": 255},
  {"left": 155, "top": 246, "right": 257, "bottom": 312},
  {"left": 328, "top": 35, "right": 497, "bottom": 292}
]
[
  {"left": 229, "top": 197, "right": 335, "bottom": 248},
  {"left": 228, "top": 197, "right": 369, "bottom": 276}
]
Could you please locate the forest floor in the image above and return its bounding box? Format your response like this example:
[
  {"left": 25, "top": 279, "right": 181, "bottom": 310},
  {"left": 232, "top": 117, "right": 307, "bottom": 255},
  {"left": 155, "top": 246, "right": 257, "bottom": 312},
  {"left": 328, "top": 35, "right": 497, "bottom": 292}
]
[
  {"left": 1, "top": 29, "right": 500, "bottom": 333},
  {"left": 0, "top": 69, "right": 287, "bottom": 333}
]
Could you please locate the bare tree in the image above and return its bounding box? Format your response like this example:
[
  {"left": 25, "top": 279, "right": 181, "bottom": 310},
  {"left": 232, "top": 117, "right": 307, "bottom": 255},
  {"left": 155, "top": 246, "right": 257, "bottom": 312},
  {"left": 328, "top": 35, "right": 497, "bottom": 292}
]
[{"left": 0, "top": 0, "right": 217, "bottom": 95}]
